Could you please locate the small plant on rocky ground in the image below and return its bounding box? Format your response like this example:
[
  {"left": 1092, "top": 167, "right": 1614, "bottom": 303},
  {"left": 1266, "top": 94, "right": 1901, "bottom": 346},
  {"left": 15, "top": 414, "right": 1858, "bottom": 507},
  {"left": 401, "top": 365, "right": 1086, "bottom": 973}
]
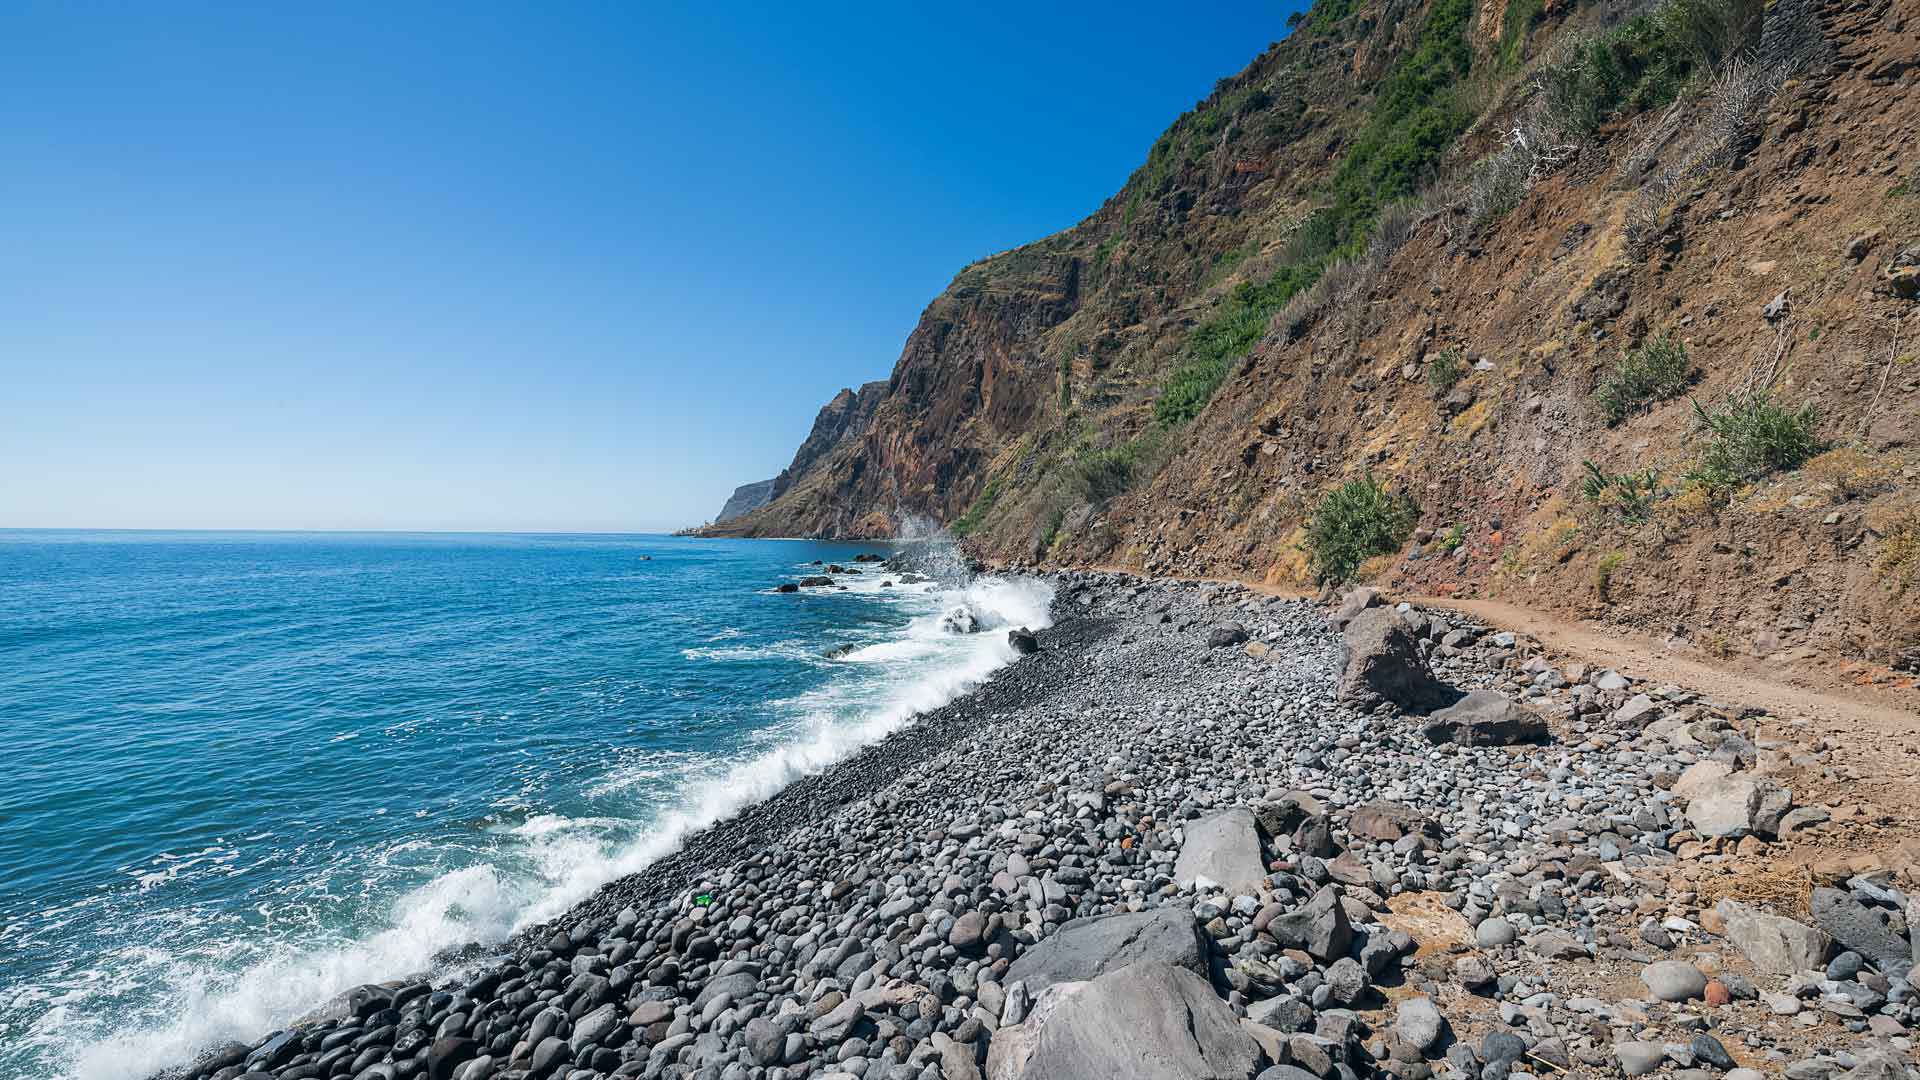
[
  {"left": 1803, "top": 447, "right": 1901, "bottom": 500},
  {"left": 1594, "top": 335, "right": 1694, "bottom": 425},
  {"left": 1304, "top": 474, "right": 1420, "bottom": 584},
  {"left": 1595, "top": 551, "right": 1628, "bottom": 601},
  {"left": 1439, "top": 522, "right": 1466, "bottom": 552},
  {"left": 1037, "top": 506, "right": 1066, "bottom": 553},
  {"left": 1873, "top": 509, "right": 1920, "bottom": 597},
  {"left": 1684, "top": 390, "right": 1822, "bottom": 496},
  {"left": 1580, "top": 460, "right": 1664, "bottom": 521},
  {"left": 1427, "top": 348, "right": 1466, "bottom": 395}
]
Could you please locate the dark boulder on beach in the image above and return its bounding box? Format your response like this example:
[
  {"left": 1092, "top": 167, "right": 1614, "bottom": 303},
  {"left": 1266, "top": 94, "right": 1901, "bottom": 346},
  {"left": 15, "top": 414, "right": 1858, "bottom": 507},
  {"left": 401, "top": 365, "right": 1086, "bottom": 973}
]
[
  {"left": 774, "top": 582, "right": 799, "bottom": 593},
  {"left": 1206, "top": 623, "right": 1250, "bottom": 647},
  {"left": 1005, "top": 906, "right": 1208, "bottom": 994},
  {"left": 994, "top": 962, "right": 1261, "bottom": 1080},
  {"left": 425, "top": 1037, "right": 478, "bottom": 1080},
  {"left": 1008, "top": 627, "right": 1040, "bottom": 654},
  {"left": 1336, "top": 609, "right": 1454, "bottom": 712},
  {"left": 799, "top": 576, "right": 834, "bottom": 588},
  {"left": 1421, "top": 689, "right": 1549, "bottom": 745}
]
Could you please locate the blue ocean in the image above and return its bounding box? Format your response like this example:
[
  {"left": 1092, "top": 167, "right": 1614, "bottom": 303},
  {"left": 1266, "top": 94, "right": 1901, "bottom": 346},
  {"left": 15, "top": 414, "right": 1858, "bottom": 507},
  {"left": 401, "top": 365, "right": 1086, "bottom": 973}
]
[{"left": 0, "top": 531, "right": 1052, "bottom": 1080}]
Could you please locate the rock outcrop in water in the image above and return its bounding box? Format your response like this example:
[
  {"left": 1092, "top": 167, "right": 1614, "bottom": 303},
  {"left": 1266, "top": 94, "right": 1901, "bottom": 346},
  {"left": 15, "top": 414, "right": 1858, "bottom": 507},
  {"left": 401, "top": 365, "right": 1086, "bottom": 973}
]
[{"left": 159, "top": 574, "right": 1920, "bottom": 1080}]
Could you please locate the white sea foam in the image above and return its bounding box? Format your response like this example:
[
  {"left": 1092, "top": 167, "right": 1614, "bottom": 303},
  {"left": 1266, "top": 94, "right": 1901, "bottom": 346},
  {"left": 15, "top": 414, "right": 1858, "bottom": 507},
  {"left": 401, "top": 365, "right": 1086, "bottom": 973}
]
[{"left": 54, "top": 563, "right": 1053, "bottom": 1080}]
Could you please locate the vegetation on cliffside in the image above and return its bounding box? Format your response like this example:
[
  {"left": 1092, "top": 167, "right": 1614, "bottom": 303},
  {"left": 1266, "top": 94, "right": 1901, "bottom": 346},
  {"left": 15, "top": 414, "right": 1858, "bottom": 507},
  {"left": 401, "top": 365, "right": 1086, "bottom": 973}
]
[{"left": 714, "top": 0, "right": 1920, "bottom": 670}]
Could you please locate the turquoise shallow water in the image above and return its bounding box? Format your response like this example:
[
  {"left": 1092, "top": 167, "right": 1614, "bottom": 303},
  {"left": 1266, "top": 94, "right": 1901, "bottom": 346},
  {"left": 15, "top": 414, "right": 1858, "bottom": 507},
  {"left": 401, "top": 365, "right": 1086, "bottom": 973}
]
[{"left": 0, "top": 530, "right": 1051, "bottom": 1080}]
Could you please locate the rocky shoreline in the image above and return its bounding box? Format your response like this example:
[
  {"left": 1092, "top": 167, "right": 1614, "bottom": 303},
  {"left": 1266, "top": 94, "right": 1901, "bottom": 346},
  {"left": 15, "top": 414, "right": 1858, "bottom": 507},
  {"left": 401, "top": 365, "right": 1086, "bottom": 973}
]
[{"left": 163, "top": 572, "right": 1918, "bottom": 1080}]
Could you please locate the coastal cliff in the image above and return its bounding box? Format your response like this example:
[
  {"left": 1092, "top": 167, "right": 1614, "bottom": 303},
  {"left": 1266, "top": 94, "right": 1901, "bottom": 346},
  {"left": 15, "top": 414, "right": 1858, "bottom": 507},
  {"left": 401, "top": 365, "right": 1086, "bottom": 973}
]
[{"left": 701, "top": 0, "right": 1920, "bottom": 673}]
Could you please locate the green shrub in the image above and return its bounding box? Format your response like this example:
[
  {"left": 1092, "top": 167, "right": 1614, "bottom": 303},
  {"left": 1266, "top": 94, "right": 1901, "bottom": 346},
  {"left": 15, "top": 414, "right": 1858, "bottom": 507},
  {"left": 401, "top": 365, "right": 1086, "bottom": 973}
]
[
  {"left": 1075, "top": 442, "right": 1140, "bottom": 503},
  {"left": 1537, "top": 0, "right": 1764, "bottom": 136},
  {"left": 1685, "top": 391, "right": 1821, "bottom": 494},
  {"left": 1594, "top": 335, "right": 1693, "bottom": 425},
  {"left": 1427, "top": 348, "right": 1466, "bottom": 394},
  {"left": 1322, "top": 0, "right": 1475, "bottom": 247},
  {"left": 1438, "top": 522, "right": 1466, "bottom": 552},
  {"left": 1580, "top": 460, "right": 1663, "bottom": 520},
  {"left": 1308, "top": 0, "right": 1357, "bottom": 34},
  {"left": 1058, "top": 355, "right": 1072, "bottom": 410},
  {"left": 1156, "top": 260, "right": 1325, "bottom": 425},
  {"left": 1038, "top": 506, "right": 1066, "bottom": 551},
  {"left": 1595, "top": 551, "right": 1627, "bottom": 599},
  {"left": 1305, "top": 474, "right": 1420, "bottom": 584}
]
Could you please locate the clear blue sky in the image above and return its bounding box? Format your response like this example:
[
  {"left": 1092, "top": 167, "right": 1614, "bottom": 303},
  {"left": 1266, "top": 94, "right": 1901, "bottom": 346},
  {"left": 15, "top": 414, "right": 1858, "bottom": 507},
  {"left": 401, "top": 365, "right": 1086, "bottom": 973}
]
[{"left": 1, "top": 1, "right": 1303, "bottom": 532}]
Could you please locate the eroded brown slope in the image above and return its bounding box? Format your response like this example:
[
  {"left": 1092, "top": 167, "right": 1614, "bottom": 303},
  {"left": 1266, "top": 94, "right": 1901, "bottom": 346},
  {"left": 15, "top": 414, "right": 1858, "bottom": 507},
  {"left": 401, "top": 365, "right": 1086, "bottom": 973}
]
[
  {"left": 705, "top": 0, "right": 1920, "bottom": 675},
  {"left": 1077, "top": 0, "right": 1920, "bottom": 672}
]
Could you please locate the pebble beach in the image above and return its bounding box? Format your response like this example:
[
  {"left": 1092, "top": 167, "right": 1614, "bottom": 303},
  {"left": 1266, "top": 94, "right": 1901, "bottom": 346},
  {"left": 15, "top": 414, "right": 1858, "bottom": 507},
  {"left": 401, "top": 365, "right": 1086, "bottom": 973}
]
[{"left": 161, "top": 571, "right": 1920, "bottom": 1080}]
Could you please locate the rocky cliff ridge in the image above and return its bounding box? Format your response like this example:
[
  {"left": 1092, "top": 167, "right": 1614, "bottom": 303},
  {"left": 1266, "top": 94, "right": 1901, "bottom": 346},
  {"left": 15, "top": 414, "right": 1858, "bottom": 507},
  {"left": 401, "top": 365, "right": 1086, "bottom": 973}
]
[{"left": 701, "top": 0, "right": 1920, "bottom": 675}]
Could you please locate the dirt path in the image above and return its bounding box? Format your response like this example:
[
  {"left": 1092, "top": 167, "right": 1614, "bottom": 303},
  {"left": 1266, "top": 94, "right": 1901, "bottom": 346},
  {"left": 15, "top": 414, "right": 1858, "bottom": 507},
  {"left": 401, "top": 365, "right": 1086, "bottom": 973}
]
[
  {"left": 1071, "top": 561, "right": 1920, "bottom": 832},
  {"left": 1405, "top": 595, "right": 1919, "bottom": 729}
]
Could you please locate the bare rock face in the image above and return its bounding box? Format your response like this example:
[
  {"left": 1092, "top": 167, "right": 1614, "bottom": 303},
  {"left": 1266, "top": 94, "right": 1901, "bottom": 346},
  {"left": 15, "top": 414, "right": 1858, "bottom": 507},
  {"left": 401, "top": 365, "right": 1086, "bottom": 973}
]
[
  {"left": 1685, "top": 775, "right": 1792, "bottom": 838},
  {"left": 1003, "top": 907, "right": 1207, "bottom": 996},
  {"left": 1715, "top": 899, "right": 1832, "bottom": 975},
  {"left": 1173, "top": 807, "right": 1267, "bottom": 894},
  {"left": 714, "top": 477, "right": 778, "bottom": 523},
  {"left": 1420, "top": 689, "right": 1549, "bottom": 746},
  {"left": 1337, "top": 610, "right": 1455, "bottom": 713},
  {"left": 991, "top": 961, "right": 1262, "bottom": 1080}
]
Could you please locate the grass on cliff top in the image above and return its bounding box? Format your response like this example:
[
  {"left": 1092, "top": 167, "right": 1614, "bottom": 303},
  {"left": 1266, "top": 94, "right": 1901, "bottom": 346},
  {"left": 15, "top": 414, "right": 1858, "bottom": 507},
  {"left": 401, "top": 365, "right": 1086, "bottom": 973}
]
[{"left": 1153, "top": 0, "right": 1476, "bottom": 429}]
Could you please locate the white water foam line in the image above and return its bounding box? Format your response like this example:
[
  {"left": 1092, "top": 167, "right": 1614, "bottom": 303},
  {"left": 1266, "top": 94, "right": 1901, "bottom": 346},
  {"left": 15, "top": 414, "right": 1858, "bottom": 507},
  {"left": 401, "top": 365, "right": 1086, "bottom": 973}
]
[{"left": 58, "top": 572, "right": 1053, "bottom": 1080}]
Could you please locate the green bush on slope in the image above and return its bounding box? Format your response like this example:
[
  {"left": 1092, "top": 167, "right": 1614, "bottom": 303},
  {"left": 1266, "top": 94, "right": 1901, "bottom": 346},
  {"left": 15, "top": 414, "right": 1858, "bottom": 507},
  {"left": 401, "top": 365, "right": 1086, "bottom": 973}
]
[{"left": 1305, "top": 474, "right": 1421, "bottom": 584}]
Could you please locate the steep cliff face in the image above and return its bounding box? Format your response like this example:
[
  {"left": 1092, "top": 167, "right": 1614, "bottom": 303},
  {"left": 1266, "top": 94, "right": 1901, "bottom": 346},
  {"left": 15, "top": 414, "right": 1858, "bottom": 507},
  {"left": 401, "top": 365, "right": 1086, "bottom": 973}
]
[
  {"left": 714, "top": 478, "right": 777, "bottom": 523},
  {"left": 704, "top": 380, "right": 889, "bottom": 536},
  {"left": 703, "top": 0, "right": 1920, "bottom": 670}
]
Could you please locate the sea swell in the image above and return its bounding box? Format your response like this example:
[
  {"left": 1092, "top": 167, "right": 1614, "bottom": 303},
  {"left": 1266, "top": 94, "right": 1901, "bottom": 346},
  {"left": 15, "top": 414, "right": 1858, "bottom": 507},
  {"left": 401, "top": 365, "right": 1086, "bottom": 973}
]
[{"left": 21, "top": 551, "right": 1052, "bottom": 1080}]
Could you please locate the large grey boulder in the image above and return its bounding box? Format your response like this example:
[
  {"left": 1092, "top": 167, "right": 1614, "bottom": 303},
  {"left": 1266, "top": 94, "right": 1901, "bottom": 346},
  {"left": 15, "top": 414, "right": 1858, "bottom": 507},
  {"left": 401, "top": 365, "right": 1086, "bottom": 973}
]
[
  {"left": 1330, "top": 587, "right": 1380, "bottom": 629},
  {"left": 1640, "top": 960, "right": 1707, "bottom": 1002},
  {"left": 1671, "top": 760, "right": 1736, "bottom": 801},
  {"left": 1687, "top": 775, "right": 1792, "bottom": 838},
  {"left": 1393, "top": 995, "right": 1446, "bottom": 1055},
  {"left": 1005, "top": 906, "right": 1208, "bottom": 995},
  {"left": 1337, "top": 609, "right": 1454, "bottom": 712},
  {"left": 1420, "top": 690, "right": 1549, "bottom": 746},
  {"left": 1175, "top": 808, "right": 1268, "bottom": 894},
  {"left": 996, "top": 961, "right": 1261, "bottom": 1080},
  {"left": 1264, "top": 885, "right": 1353, "bottom": 963},
  {"left": 1715, "top": 900, "right": 1832, "bottom": 975},
  {"left": 1811, "top": 888, "right": 1913, "bottom": 977},
  {"left": 987, "top": 980, "right": 1088, "bottom": 1080}
]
